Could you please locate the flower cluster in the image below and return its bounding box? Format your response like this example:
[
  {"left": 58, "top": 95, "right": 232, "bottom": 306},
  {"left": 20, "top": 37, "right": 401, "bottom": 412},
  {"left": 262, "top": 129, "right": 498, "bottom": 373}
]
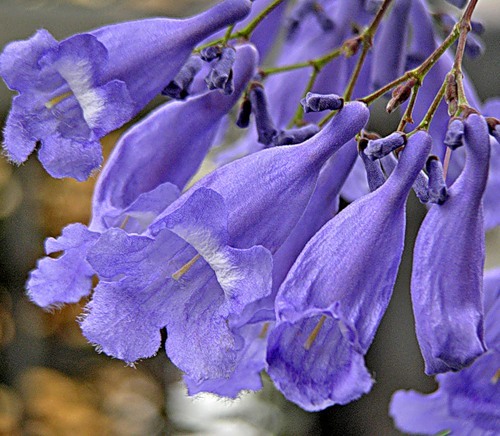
[{"left": 1, "top": 0, "right": 498, "bottom": 430}]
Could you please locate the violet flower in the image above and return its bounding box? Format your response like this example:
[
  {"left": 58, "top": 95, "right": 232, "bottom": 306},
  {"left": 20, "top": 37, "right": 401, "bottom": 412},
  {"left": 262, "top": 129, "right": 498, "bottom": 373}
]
[
  {"left": 370, "top": 0, "right": 411, "bottom": 91},
  {"left": 27, "top": 44, "right": 258, "bottom": 309},
  {"left": 0, "top": 0, "right": 252, "bottom": 180},
  {"left": 266, "top": 131, "right": 432, "bottom": 411},
  {"left": 390, "top": 268, "right": 500, "bottom": 435},
  {"left": 481, "top": 98, "right": 500, "bottom": 230},
  {"left": 79, "top": 102, "right": 369, "bottom": 382},
  {"left": 411, "top": 114, "right": 490, "bottom": 375}
]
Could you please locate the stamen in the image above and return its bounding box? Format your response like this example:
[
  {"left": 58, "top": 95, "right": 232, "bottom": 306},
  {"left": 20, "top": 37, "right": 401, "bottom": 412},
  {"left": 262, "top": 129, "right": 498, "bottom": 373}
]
[
  {"left": 119, "top": 215, "right": 130, "bottom": 229},
  {"left": 491, "top": 368, "right": 500, "bottom": 385},
  {"left": 258, "top": 322, "right": 270, "bottom": 339},
  {"left": 304, "top": 315, "right": 326, "bottom": 350},
  {"left": 172, "top": 254, "right": 201, "bottom": 281},
  {"left": 44, "top": 91, "right": 73, "bottom": 109}
]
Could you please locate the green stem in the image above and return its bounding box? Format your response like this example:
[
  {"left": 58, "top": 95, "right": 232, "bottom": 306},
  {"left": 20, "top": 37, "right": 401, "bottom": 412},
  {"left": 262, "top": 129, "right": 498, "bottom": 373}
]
[
  {"left": 195, "top": 0, "right": 287, "bottom": 52},
  {"left": 238, "top": 0, "right": 287, "bottom": 38},
  {"left": 416, "top": 79, "right": 446, "bottom": 131},
  {"left": 223, "top": 24, "right": 235, "bottom": 44},
  {"left": 260, "top": 46, "right": 343, "bottom": 78},
  {"left": 360, "top": 23, "right": 461, "bottom": 106},
  {"left": 342, "top": 0, "right": 393, "bottom": 100},
  {"left": 289, "top": 66, "right": 320, "bottom": 127},
  {"left": 343, "top": 41, "right": 370, "bottom": 101},
  {"left": 260, "top": 61, "right": 313, "bottom": 77}
]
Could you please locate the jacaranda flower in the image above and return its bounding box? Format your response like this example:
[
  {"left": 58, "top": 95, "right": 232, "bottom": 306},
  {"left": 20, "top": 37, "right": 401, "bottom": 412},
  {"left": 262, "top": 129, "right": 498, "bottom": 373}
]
[
  {"left": 266, "top": 131, "right": 432, "bottom": 411},
  {"left": 411, "top": 114, "right": 490, "bottom": 375},
  {"left": 0, "top": 0, "right": 252, "bottom": 180},
  {"left": 79, "top": 102, "right": 369, "bottom": 383},
  {"left": 26, "top": 43, "right": 258, "bottom": 309},
  {"left": 390, "top": 268, "right": 500, "bottom": 435},
  {"left": 370, "top": 0, "right": 411, "bottom": 91}
]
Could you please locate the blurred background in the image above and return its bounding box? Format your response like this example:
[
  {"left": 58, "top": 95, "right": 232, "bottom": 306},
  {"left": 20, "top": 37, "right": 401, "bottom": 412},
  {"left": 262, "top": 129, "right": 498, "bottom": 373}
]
[{"left": 0, "top": 0, "right": 499, "bottom": 434}]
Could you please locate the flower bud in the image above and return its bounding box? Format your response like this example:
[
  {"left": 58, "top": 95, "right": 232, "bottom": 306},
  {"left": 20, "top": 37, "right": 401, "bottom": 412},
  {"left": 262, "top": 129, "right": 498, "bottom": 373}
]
[
  {"left": 200, "top": 44, "right": 223, "bottom": 62},
  {"left": 249, "top": 84, "right": 277, "bottom": 145},
  {"left": 162, "top": 56, "right": 203, "bottom": 100},
  {"left": 364, "top": 132, "right": 406, "bottom": 161},
  {"left": 426, "top": 156, "right": 449, "bottom": 205},
  {"left": 236, "top": 97, "right": 252, "bottom": 128},
  {"left": 386, "top": 78, "right": 417, "bottom": 114},
  {"left": 205, "top": 47, "right": 236, "bottom": 95},
  {"left": 444, "top": 118, "right": 465, "bottom": 150},
  {"left": 272, "top": 124, "right": 320, "bottom": 146},
  {"left": 300, "top": 92, "right": 344, "bottom": 113}
]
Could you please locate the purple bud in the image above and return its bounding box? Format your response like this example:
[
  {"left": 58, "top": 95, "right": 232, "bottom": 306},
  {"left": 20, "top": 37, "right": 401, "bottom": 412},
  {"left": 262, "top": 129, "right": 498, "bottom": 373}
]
[
  {"left": 249, "top": 85, "right": 277, "bottom": 145},
  {"left": 470, "top": 20, "right": 485, "bottom": 35},
  {"left": 200, "top": 44, "right": 223, "bottom": 62},
  {"left": 162, "top": 56, "right": 203, "bottom": 100},
  {"left": 445, "top": 0, "right": 467, "bottom": 8},
  {"left": 364, "top": 132, "right": 406, "bottom": 161},
  {"left": 205, "top": 47, "right": 236, "bottom": 94},
  {"left": 444, "top": 119, "right": 465, "bottom": 150},
  {"left": 426, "top": 156, "right": 449, "bottom": 204},
  {"left": 413, "top": 171, "right": 431, "bottom": 204},
  {"left": 300, "top": 92, "right": 344, "bottom": 113},
  {"left": 272, "top": 124, "right": 320, "bottom": 146},
  {"left": 464, "top": 34, "right": 485, "bottom": 58},
  {"left": 359, "top": 141, "right": 386, "bottom": 192},
  {"left": 236, "top": 98, "right": 252, "bottom": 128}
]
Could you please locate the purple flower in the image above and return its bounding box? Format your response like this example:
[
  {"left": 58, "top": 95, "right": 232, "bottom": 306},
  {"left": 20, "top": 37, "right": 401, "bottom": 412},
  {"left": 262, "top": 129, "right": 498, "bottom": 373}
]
[
  {"left": 390, "top": 268, "right": 500, "bottom": 435},
  {"left": 27, "top": 44, "right": 257, "bottom": 309},
  {"left": 370, "top": 0, "right": 412, "bottom": 90},
  {"left": 411, "top": 114, "right": 490, "bottom": 375},
  {"left": 482, "top": 98, "right": 500, "bottom": 230},
  {"left": 79, "top": 102, "right": 369, "bottom": 381},
  {"left": 266, "top": 131, "right": 432, "bottom": 411},
  {"left": 0, "top": 0, "right": 252, "bottom": 180}
]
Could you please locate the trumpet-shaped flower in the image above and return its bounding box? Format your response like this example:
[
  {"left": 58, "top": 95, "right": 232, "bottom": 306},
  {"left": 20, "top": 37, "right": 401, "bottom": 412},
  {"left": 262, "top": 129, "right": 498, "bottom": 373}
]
[
  {"left": 27, "top": 44, "right": 258, "bottom": 309},
  {"left": 390, "top": 268, "right": 500, "bottom": 435},
  {"left": 0, "top": 0, "right": 252, "bottom": 180},
  {"left": 79, "top": 102, "right": 369, "bottom": 382},
  {"left": 267, "top": 131, "right": 432, "bottom": 411},
  {"left": 411, "top": 114, "right": 490, "bottom": 375}
]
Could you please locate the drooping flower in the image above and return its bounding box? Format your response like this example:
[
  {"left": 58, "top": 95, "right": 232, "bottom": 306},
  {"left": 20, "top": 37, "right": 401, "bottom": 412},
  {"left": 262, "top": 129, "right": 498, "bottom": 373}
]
[
  {"left": 370, "top": 0, "right": 411, "bottom": 91},
  {"left": 390, "top": 268, "right": 500, "bottom": 435},
  {"left": 187, "top": 133, "right": 365, "bottom": 398},
  {"left": 266, "top": 131, "right": 432, "bottom": 411},
  {"left": 411, "top": 114, "right": 490, "bottom": 375},
  {"left": 481, "top": 98, "right": 500, "bottom": 230},
  {"left": 27, "top": 43, "right": 258, "bottom": 309},
  {"left": 79, "top": 102, "right": 369, "bottom": 382},
  {"left": 0, "top": 0, "right": 252, "bottom": 180}
]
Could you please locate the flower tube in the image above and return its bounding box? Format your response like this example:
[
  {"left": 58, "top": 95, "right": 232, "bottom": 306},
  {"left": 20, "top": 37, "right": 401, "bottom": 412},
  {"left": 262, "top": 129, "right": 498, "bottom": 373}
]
[
  {"left": 267, "top": 131, "right": 432, "bottom": 411},
  {"left": 27, "top": 44, "right": 258, "bottom": 309},
  {"left": 0, "top": 0, "right": 252, "bottom": 180},
  {"left": 411, "top": 114, "right": 490, "bottom": 375}
]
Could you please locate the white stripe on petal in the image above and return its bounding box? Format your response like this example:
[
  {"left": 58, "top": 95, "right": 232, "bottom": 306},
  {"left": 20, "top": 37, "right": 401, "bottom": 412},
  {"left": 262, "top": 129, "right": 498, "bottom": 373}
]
[{"left": 56, "top": 58, "right": 104, "bottom": 128}]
